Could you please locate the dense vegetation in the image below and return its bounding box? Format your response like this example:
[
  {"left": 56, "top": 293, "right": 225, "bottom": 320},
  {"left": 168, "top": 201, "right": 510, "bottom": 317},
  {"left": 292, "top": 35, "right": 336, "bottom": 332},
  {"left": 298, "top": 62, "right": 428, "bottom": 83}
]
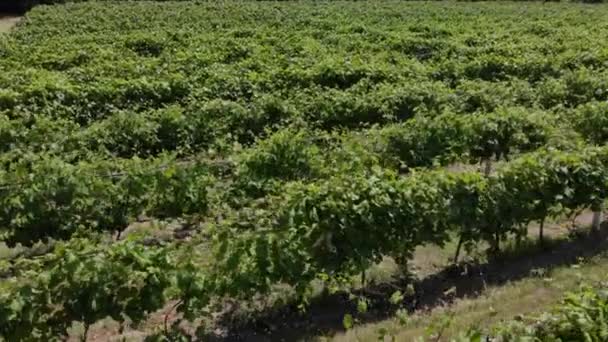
[{"left": 2, "top": 1, "right": 608, "bottom": 340}]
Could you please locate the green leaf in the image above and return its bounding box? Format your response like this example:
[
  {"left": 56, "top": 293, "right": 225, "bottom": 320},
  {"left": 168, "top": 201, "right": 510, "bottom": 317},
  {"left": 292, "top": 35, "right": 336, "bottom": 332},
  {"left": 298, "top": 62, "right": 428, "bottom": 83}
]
[
  {"left": 390, "top": 291, "right": 404, "bottom": 305},
  {"left": 357, "top": 298, "right": 368, "bottom": 314},
  {"left": 343, "top": 314, "right": 354, "bottom": 330}
]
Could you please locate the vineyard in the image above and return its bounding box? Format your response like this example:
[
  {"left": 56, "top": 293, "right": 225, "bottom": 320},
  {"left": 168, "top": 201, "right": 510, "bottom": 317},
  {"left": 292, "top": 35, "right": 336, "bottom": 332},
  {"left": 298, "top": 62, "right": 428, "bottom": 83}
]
[{"left": 1, "top": 1, "right": 608, "bottom": 340}]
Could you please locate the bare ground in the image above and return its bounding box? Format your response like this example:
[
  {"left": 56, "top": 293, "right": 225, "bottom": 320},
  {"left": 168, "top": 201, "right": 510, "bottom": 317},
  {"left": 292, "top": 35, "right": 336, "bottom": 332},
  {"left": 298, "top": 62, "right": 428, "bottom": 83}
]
[{"left": 0, "top": 15, "right": 21, "bottom": 33}]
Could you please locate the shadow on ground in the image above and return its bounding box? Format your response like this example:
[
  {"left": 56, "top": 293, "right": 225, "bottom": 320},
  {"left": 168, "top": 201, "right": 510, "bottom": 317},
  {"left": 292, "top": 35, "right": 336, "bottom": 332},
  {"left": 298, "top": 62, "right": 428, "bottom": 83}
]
[{"left": 204, "top": 224, "right": 608, "bottom": 341}]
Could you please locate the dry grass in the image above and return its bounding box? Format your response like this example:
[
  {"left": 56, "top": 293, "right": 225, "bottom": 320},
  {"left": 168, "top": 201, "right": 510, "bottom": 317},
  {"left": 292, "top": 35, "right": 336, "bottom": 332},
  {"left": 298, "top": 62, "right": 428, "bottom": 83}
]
[{"left": 329, "top": 252, "right": 607, "bottom": 342}]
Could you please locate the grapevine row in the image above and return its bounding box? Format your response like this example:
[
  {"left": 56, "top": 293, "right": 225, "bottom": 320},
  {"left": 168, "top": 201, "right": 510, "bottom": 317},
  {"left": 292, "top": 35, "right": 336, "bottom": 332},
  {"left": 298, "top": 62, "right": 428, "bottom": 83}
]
[
  {"left": 3, "top": 102, "right": 608, "bottom": 246},
  {"left": 1, "top": 87, "right": 606, "bottom": 166},
  {"left": 0, "top": 155, "right": 215, "bottom": 245},
  {"left": 213, "top": 145, "right": 608, "bottom": 298}
]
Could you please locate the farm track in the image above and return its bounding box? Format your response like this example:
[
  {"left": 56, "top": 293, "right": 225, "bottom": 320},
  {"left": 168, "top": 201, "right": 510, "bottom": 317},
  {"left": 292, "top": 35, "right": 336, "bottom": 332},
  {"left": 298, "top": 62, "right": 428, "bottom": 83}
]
[{"left": 0, "top": 15, "right": 20, "bottom": 33}]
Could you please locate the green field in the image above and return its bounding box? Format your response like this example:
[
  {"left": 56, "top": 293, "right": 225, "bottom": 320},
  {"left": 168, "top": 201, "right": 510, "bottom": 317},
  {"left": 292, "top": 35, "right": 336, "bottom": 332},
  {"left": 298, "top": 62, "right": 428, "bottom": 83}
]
[{"left": 2, "top": 1, "right": 608, "bottom": 340}]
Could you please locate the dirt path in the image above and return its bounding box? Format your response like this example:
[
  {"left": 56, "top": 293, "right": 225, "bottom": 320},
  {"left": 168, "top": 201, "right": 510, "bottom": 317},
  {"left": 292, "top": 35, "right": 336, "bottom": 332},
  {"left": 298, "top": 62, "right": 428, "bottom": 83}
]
[{"left": 0, "top": 15, "right": 21, "bottom": 33}]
